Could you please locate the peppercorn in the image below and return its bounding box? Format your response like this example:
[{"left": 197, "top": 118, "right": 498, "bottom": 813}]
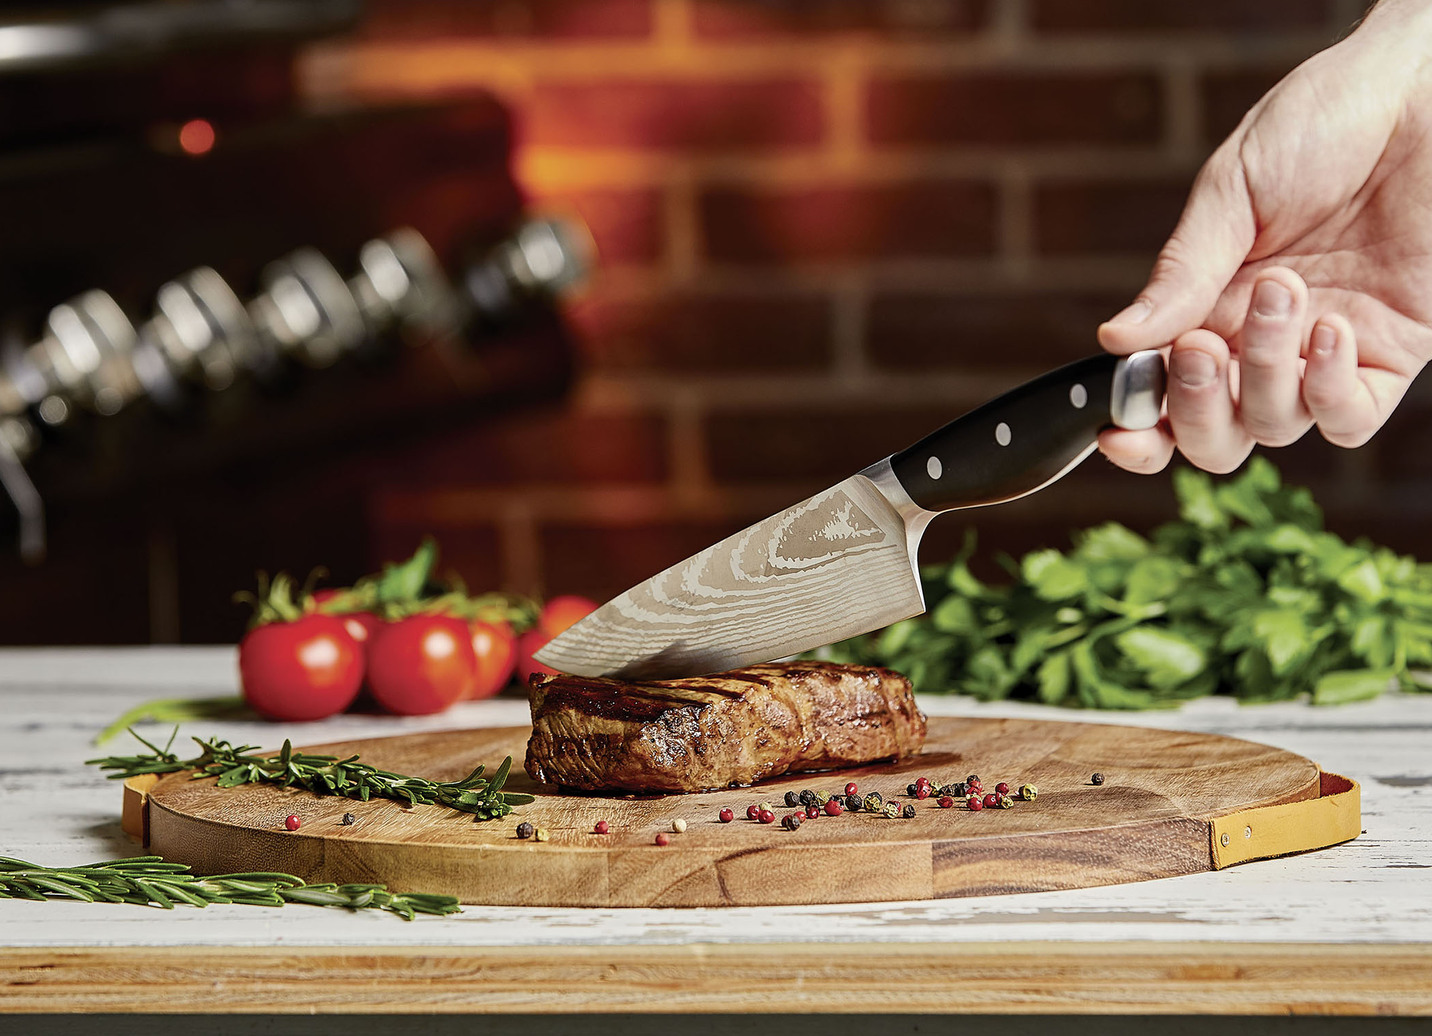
[
  {"left": 983, "top": 793, "right": 999, "bottom": 809},
  {"left": 594, "top": 820, "right": 610, "bottom": 834},
  {"left": 906, "top": 783, "right": 919, "bottom": 797},
  {"left": 813, "top": 790, "right": 831, "bottom": 805},
  {"left": 901, "top": 803, "right": 916, "bottom": 819},
  {"left": 340, "top": 813, "right": 356, "bottom": 826},
  {"left": 655, "top": 833, "right": 670, "bottom": 846},
  {"left": 937, "top": 795, "right": 954, "bottom": 809},
  {"left": 672, "top": 818, "right": 688, "bottom": 833},
  {"left": 1019, "top": 784, "right": 1038, "bottom": 801},
  {"left": 758, "top": 801, "right": 773, "bottom": 812},
  {"left": 824, "top": 799, "right": 843, "bottom": 817},
  {"left": 805, "top": 804, "right": 820, "bottom": 819},
  {"left": 782, "top": 813, "right": 803, "bottom": 830},
  {"left": 747, "top": 804, "right": 761, "bottom": 820},
  {"left": 865, "top": 791, "right": 884, "bottom": 808},
  {"left": 995, "top": 782, "right": 1011, "bottom": 796},
  {"left": 784, "top": 791, "right": 800, "bottom": 808},
  {"left": 915, "top": 787, "right": 930, "bottom": 800},
  {"left": 952, "top": 782, "right": 968, "bottom": 798},
  {"left": 284, "top": 815, "right": 301, "bottom": 831},
  {"left": 516, "top": 821, "right": 535, "bottom": 839},
  {"left": 936, "top": 784, "right": 954, "bottom": 797},
  {"left": 534, "top": 827, "right": 550, "bottom": 842},
  {"left": 799, "top": 789, "right": 817, "bottom": 806},
  {"left": 881, "top": 801, "right": 899, "bottom": 819},
  {"left": 845, "top": 782, "right": 859, "bottom": 795},
  {"left": 1091, "top": 773, "right": 1105, "bottom": 786},
  {"left": 758, "top": 809, "right": 776, "bottom": 824},
  {"left": 997, "top": 794, "right": 1014, "bottom": 809},
  {"left": 966, "top": 774, "right": 980, "bottom": 786},
  {"left": 719, "top": 807, "right": 735, "bottom": 823},
  {"left": 967, "top": 796, "right": 984, "bottom": 811},
  {"left": 846, "top": 794, "right": 865, "bottom": 812}
]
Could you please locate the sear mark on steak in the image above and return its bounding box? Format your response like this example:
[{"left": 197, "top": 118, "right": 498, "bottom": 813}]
[{"left": 524, "top": 660, "right": 926, "bottom": 793}]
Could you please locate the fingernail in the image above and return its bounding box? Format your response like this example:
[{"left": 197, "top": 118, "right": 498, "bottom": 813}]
[
  {"left": 1311, "top": 323, "right": 1338, "bottom": 356},
  {"left": 1107, "top": 298, "right": 1153, "bottom": 326},
  {"left": 1172, "top": 350, "right": 1216, "bottom": 388},
  {"left": 1253, "top": 279, "right": 1293, "bottom": 318}
]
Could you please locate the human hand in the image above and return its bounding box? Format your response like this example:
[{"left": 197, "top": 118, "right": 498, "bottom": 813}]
[{"left": 1097, "top": 0, "right": 1432, "bottom": 474}]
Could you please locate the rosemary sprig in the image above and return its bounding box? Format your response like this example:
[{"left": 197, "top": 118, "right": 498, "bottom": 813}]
[
  {"left": 87, "top": 729, "right": 535, "bottom": 820},
  {"left": 0, "top": 856, "right": 460, "bottom": 920}
]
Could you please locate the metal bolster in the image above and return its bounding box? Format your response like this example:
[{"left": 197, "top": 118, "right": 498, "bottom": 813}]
[{"left": 1110, "top": 349, "right": 1167, "bottom": 431}]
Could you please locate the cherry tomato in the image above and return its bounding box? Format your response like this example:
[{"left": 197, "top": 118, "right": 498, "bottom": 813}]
[
  {"left": 367, "top": 614, "right": 476, "bottom": 715},
  {"left": 311, "top": 589, "right": 382, "bottom": 645},
  {"left": 538, "top": 595, "right": 598, "bottom": 638},
  {"left": 238, "top": 616, "right": 364, "bottom": 722},
  {"left": 466, "top": 620, "right": 517, "bottom": 700},
  {"left": 516, "top": 628, "right": 559, "bottom": 684}
]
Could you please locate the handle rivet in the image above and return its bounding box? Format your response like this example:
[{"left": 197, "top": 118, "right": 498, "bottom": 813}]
[
  {"left": 1220, "top": 833, "right": 1230, "bottom": 847},
  {"left": 995, "top": 422, "right": 1012, "bottom": 446},
  {"left": 926, "top": 456, "right": 942, "bottom": 480},
  {"left": 1070, "top": 383, "right": 1088, "bottom": 409},
  {"left": 1244, "top": 825, "right": 1252, "bottom": 840}
]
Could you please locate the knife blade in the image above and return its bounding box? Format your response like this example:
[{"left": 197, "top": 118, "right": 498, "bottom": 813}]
[{"left": 535, "top": 349, "right": 1166, "bottom": 680}]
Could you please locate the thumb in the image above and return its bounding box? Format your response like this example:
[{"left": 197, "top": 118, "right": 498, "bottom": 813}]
[{"left": 1099, "top": 156, "right": 1255, "bottom": 354}]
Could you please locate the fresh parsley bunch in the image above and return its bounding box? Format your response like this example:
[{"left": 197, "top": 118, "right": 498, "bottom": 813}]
[{"left": 820, "top": 457, "right": 1432, "bottom": 707}]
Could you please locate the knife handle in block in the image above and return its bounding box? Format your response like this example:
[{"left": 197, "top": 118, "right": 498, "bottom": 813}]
[{"left": 889, "top": 350, "right": 1165, "bottom": 513}]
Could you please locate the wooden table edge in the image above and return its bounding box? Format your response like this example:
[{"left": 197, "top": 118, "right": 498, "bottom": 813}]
[{"left": 3, "top": 941, "right": 1430, "bottom": 1015}]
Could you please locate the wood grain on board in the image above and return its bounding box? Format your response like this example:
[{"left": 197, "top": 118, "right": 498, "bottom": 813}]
[{"left": 134, "top": 717, "right": 1330, "bottom": 907}]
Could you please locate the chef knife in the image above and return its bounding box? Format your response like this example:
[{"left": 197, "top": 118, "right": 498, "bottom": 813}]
[{"left": 536, "top": 349, "right": 1166, "bottom": 680}]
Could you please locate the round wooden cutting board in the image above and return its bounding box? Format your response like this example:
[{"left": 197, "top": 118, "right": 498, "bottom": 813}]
[{"left": 136, "top": 717, "right": 1329, "bottom": 907}]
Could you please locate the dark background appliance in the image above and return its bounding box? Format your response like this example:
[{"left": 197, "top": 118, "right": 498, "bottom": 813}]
[{"left": 0, "top": 0, "right": 582, "bottom": 644}]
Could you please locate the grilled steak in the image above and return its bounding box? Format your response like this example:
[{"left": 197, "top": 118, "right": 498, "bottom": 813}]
[{"left": 524, "top": 661, "right": 926, "bottom": 793}]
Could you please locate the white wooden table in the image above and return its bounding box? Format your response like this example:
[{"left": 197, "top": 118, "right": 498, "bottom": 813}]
[{"left": 1, "top": 647, "right": 1429, "bottom": 1016}]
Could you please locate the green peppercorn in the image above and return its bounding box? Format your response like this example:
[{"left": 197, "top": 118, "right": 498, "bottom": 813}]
[
  {"left": 881, "top": 801, "right": 899, "bottom": 819},
  {"left": 996, "top": 795, "right": 1014, "bottom": 810},
  {"left": 784, "top": 791, "right": 800, "bottom": 808},
  {"left": 534, "top": 827, "right": 551, "bottom": 842},
  {"left": 865, "top": 790, "right": 884, "bottom": 808},
  {"left": 813, "top": 791, "right": 830, "bottom": 805},
  {"left": 1019, "top": 784, "right": 1038, "bottom": 801},
  {"left": 672, "top": 818, "right": 688, "bottom": 833},
  {"left": 758, "top": 800, "right": 773, "bottom": 812},
  {"left": 515, "top": 822, "right": 535, "bottom": 839}
]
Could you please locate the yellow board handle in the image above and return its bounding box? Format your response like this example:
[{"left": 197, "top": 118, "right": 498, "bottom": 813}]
[{"left": 1211, "top": 771, "right": 1360, "bottom": 869}]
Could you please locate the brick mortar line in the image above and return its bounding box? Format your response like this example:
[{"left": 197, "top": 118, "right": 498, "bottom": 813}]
[
  {"left": 998, "top": 161, "right": 1034, "bottom": 280},
  {"left": 518, "top": 149, "right": 1200, "bottom": 187},
  {"left": 1163, "top": 55, "right": 1204, "bottom": 164},
  {"left": 662, "top": 166, "right": 701, "bottom": 283},
  {"left": 830, "top": 272, "right": 868, "bottom": 384},
  {"left": 578, "top": 257, "right": 1153, "bottom": 293},
  {"left": 302, "top": 36, "right": 1335, "bottom": 80}
]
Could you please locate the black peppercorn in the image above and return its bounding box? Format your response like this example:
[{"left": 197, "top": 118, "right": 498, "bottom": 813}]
[
  {"left": 901, "top": 803, "right": 916, "bottom": 818},
  {"left": 937, "top": 784, "right": 955, "bottom": 797},
  {"left": 782, "top": 813, "right": 803, "bottom": 830},
  {"left": 906, "top": 783, "right": 918, "bottom": 797},
  {"left": 516, "top": 822, "right": 535, "bottom": 839},
  {"left": 966, "top": 774, "right": 980, "bottom": 786},
  {"left": 784, "top": 791, "right": 800, "bottom": 808},
  {"left": 341, "top": 813, "right": 356, "bottom": 826},
  {"left": 952, "top": 782, "right": 968, "bottom": 797},
  {"left": 846, "top": 794, "right": 865, "bottom": 812},
  {"left": 1091, "top": 772, "right": 1105, "bottom": 786},
  {"left": 799, "top": 789, "right": 817, "bottom": 806}
]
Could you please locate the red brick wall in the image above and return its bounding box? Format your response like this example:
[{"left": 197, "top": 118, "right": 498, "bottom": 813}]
[{"left": 302, "top": 0, "right": 1413, "bottom": 602}]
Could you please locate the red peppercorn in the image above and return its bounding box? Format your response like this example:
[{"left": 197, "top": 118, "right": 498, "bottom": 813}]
[
  {"left": 719, "top": 807, "right": 735, "bottom": 823},
  {"left": 758, "top": 809, "right": 776, "bottom": 824},
  {"left": 982, "top": 793, "right": 999, "bottom": 809},
  {"left": 284, "top": 814, "right": 301, "bottom": 831},
  {"left": 967, "top": 796, "right": 984, "bottom": 811},
  {"left": 915, "top": 787, "right": 931, "bottom": 800},
  {"left": 805, "top": 804, "right": 820, "bottom": 819},
  {"left": 594, "top": 820, "right": 609, "bottom": 834},
  {"left": 845, "top": 782, "right": 859, "bottom": 795},
  {"left": 937, "top": 795, "right": 954, "bottom": 808},
  {"left": 914, "top": 777, "right": 931, "bottom": 790},
  {"left": 995, "top": 782, "right": 1011, "bottom": 796},
  {"left": 824, "top": 799, "right": 843, "bottom": 817},
  {"left": 655, "top": 833, "right": 670, "bottom": 846},
  {"left": 747, "top": 804, "right": 760, "bottom": 820}
]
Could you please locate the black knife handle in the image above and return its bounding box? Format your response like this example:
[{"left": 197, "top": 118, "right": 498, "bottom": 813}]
[{"left": 890, "top": 351, "right": 1165, "bottom": 513}]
